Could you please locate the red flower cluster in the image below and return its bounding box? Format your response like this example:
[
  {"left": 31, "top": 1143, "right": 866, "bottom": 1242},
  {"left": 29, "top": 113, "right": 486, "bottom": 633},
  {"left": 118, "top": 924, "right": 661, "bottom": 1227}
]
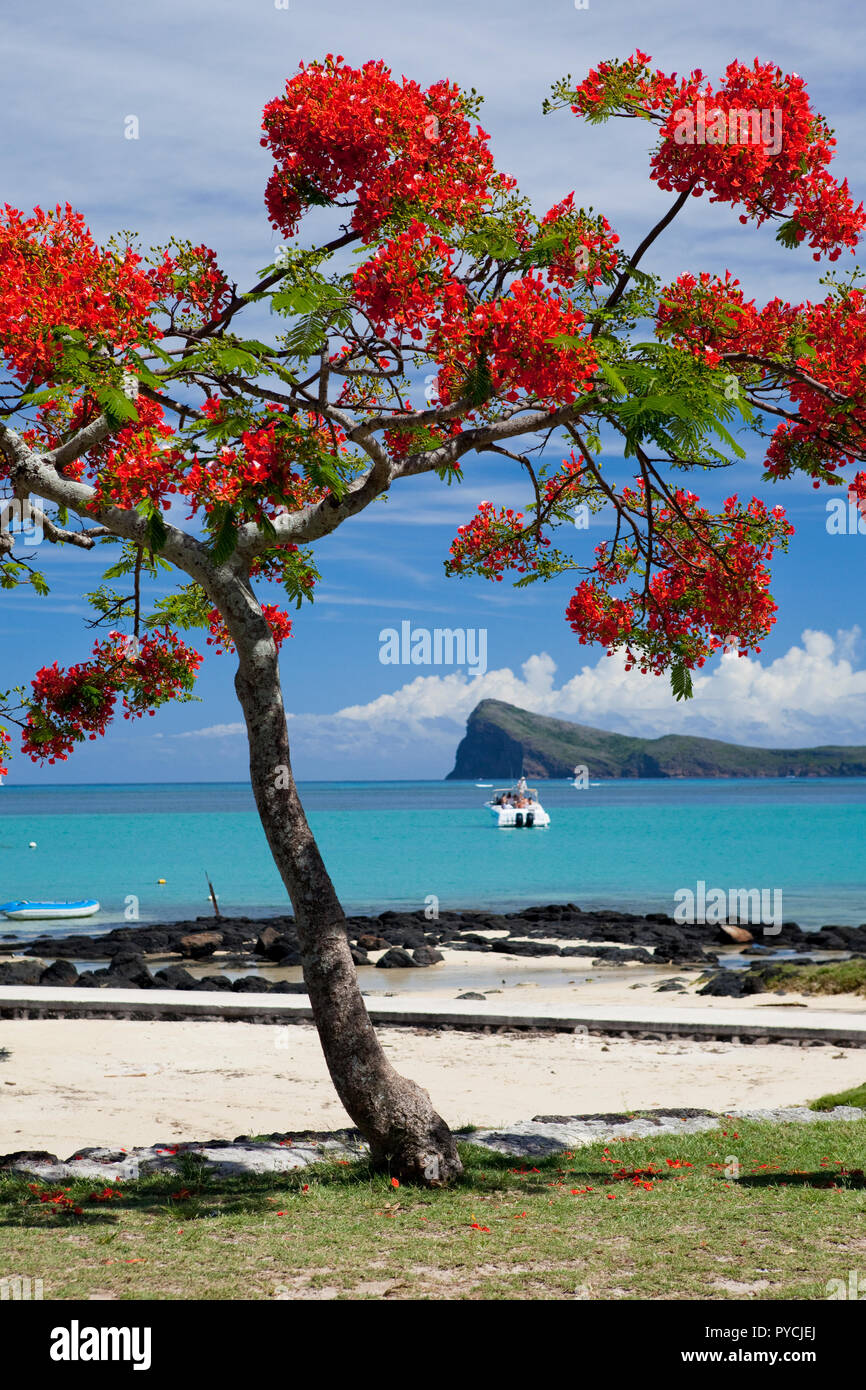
[
  {"left": 96, "top": 629, "right": 204, "bottom": 721},
  {"left": 262, "top": 55, "right": 505, "bottom": 239},
  {"left": 22, "top": 628, "right": 202, "bottom": 763},
  {"left": 88, "top": 396, "right": 180, "bottom": 511},
  {"left": 850, "top": 472, "right": 866, "bottom": 515},
  {"left": 607, "top": 1165, "right": 661, "bottom": 1191},
  {"left": 147, "top": 243, "right": 231, "bottom": 325},
  {"left": 565, "top": 487, "right": 793, "bottom": 674},
  {"left": 353, "top": 219, "right": 460, "bottom": 340},
  {"left": 0, "top": 725, "right": 10, "bottom": 781},
  {"left": 659, "top": 275, "right": 866, "bottom": 484},
  {"left": 537, "top": 195, "right": 620, "bottom": 287},
  {"left": 182, "top": 404, "right": 341, "bottom": 522},
  {"left": 0, "top": 204, "right": 158, "bottom": 384},
  {"left": 205, "top": 603, "right": 293, "bottom": 655},
  {"left": 23, "top": 658, "right": 119, "bottom": 763},
  {"left": 27, "top": 1184, "right": 84, "bottom": 1216},
  {"left": 569, "top": 54, "right": 865, "bottom": 260},
  {"left": 566, "top": 580, "right": 636, "bottom": 651},
  {"left": 568, "top": 50, "right": 669, "bottom": 116},
  {"left": 447, "top": 499, "right": 550, "bottom": 581},
  {"left": 434, "top": 273, "right": 597, "bottom": 408},
  {"left": 383, "top": 418, "right": 464, "bottom": 462}
]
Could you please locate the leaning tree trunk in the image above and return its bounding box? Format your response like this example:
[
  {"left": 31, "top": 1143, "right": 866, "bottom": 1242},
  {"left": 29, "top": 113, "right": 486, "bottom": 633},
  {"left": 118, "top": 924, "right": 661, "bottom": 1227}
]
[{"left": 224, "top": 584, "right": 462, "bottom": 1185}]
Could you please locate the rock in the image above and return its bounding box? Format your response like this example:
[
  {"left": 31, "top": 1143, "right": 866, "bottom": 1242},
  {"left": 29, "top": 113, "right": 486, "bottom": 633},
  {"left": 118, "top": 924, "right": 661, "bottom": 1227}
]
[
  {"left": 179, "top": 931, "right": 223, "bottom": 959},
  {"left": 564, "top": 945, "right": 655, "bottom": 965},
  {"left": 457, "top": 992, "right": 486, "bottom": 1001},
  {"left": 357, "top": 935, "right": 388, "bottom": 951},
  {"left": 77, "top": 970, "right": 110, "bottom": 987},
  {"left": 153, "top": 965, "right": 198, "bottom": 990},
  {"left": 231, "top": 976, "right": 272, "bottom": 993},
  {"left": 0, "top": 960, "right": 44, "bottom": 986},
  {"left": 457, "top": 932, "right": 499, "bottom": 949},
  {"left": 0, "top": 1150, "right": 60, "bottom": 1170},
  {"left": 492, "top": 939, "right": 561, "bottom": 957},
  {"left": 107, "top": 952, "right": 153, "bottom": 989},
  {"left": 380, "top": 927, "right": 427, "bottom": 950},
  {"left": 350, "top": 947, "right": 370, "bottom": 966},
  {"left": 253, "top": 926, "right": 300, "bottom": 964},
  {"left": 698, "top": 972, "right": 749, "bottom": 998},
  {"left": 24, "top": 934, "right": 96, "bottom": 959},
  {"left": 697, "top": 967, "right": 771, "bottom": 999},
  {"left": 719, "top": 923, "right": 754, "bottom": 944},
  {"left": 270, "top": 981, "right": 309, "bottom": 995},
  {"left": 655, "top": 979, "right": 687, "bottom": 992},
  {"left": 375, "top": 948, "right": 417, "bottom": 969},
  {"left": 412, "top": 946, "right": 444, "bottom": 966},
  {"left": 195, "top": 975, "right": 233, "bottom": 991},
  {"left": 39, "top": 959, "right": 79, "bottom": 987}
]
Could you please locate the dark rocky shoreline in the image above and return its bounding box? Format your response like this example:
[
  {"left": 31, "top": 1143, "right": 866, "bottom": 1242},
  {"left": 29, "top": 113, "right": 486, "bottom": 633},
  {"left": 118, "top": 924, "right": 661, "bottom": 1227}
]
[{"left": 0, "top": 902, "right": 863, "bottom": 994}]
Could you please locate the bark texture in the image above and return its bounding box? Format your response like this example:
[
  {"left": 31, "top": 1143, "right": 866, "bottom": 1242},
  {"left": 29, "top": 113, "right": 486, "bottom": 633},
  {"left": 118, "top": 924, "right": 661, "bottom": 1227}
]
[{"left": 224, "top": 577, "right": 462, "bottom": 1185}]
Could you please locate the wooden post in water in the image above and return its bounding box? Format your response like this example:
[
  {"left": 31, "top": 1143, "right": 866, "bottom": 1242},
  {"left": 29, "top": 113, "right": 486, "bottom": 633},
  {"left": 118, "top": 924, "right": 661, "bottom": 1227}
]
[{"left": 205, "top": 871, "right": 222, "bottom": 920}]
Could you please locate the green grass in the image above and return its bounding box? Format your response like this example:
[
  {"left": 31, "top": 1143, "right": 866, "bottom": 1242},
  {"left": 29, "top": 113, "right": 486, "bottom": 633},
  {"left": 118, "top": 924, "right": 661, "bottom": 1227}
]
[
  {"left": 1, "top": 1119, "right": 865, "bottom": 1299},
  {"left": 810, "top": 1082, "right": 866, "bottom": 1112},
  {"left": 761, "top": 959, "right": 866, "bottom": 998}
]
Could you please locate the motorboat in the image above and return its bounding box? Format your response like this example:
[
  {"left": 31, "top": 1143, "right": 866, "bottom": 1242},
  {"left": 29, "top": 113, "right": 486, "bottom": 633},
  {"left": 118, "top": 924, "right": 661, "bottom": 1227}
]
[
  {"left": 486, "top": 777, "right": 550, "bottom": 828},
  {"left": 0, "top": 899, "right": 100, "bottom": 920}
]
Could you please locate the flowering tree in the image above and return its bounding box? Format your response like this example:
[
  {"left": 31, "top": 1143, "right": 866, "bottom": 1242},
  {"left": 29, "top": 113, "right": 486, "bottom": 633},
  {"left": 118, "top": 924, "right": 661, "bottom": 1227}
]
[{"left": 2, "top": 53, "right": 865, "bottom": 1183}]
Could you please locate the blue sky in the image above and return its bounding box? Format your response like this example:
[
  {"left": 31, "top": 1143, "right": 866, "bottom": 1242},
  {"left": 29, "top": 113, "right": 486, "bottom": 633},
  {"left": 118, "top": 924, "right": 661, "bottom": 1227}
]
[{"left": 2, "top": 0, "right": 865, "bottom": 781}]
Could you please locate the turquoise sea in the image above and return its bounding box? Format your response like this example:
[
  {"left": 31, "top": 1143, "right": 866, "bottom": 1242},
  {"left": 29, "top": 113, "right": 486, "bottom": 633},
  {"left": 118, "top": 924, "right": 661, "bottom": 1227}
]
[{"left": 0, "top": 779, "right": 864, "bottom": 940}]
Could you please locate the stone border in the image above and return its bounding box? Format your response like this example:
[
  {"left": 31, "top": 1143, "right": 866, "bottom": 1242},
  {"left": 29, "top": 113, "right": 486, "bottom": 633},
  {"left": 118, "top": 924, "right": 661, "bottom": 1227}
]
[
  {"left": 1, "top": 1107, "right": 862, "bottom": 1180},
  {"left": 1, "top": 984, "right": 865, "bottom": 1046}
]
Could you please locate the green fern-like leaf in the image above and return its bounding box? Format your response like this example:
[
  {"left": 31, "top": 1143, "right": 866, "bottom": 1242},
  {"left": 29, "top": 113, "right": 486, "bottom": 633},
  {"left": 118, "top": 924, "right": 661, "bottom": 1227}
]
[{"left": 670, "top": 664, "right": 694, "bottom": 702}]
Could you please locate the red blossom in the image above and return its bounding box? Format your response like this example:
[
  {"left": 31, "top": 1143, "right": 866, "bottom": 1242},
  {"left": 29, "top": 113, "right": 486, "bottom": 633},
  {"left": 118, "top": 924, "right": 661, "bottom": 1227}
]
[
  {"left": 568, "top": 54, "right": 865, "bottom": 260},
  {"left": 0, "top": 203, "right": 158, "bottom": 385},
  {"left": 205, "top": 604, "right": 293, "bottom": 656},
  {"left": 261, "top": 55, "right": 508, "bottom": 240},
  {"left": 21, "top": 628, "right": 203, "bottom": 764}
]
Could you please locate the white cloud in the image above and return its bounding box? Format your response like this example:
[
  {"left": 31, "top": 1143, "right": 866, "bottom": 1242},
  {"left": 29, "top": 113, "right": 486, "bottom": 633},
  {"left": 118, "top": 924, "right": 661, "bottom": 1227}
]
[
  {"left": 175, "top": 721, "right": 246, "bottom": 739},
  {"left": 333, "top": 628, "right": 866, "bottom": 748},
  {"left": 165, "top": 628, "right": 866, "bottom": 776}
]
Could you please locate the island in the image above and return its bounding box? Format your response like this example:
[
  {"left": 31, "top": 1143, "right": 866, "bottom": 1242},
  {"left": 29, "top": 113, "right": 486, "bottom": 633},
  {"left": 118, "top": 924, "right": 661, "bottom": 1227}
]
[{"left": 446, "top": 699, "right": 866, "bottom": 780}]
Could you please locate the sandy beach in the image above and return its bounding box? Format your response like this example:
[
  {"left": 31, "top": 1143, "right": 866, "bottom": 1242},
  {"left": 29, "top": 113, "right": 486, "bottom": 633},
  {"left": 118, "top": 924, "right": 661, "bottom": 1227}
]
[{"left": 2, "top": 946, "right": 864, "bottom": 1154}]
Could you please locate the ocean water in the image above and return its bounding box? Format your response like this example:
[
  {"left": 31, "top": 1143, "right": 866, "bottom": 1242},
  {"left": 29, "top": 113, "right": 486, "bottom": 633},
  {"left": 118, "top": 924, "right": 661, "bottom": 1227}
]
[{"left": 0, "top": 779, "right": 864, "bottom": 940}]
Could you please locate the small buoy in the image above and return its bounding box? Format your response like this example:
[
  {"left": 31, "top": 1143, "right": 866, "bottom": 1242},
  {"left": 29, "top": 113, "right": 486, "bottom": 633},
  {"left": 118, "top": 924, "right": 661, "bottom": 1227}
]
[
  {"left": 157, "top": 878, "right": 166, "bottom": 885},
  {"left": 28, "top": 841, "right": 37, "bottom": 849}
]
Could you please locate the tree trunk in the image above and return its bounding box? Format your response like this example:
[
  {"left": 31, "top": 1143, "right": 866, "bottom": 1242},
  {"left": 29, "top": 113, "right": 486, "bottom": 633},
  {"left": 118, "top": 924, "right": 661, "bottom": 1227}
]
[{"left": 225, "top": 586, "right": 462, "bottom": 1185}]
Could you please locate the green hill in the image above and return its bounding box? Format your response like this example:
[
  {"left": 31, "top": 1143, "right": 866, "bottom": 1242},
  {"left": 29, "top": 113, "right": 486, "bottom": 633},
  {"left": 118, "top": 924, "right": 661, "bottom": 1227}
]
[{"left": 446, "top": 699, "right": 866, "bottom": 780}]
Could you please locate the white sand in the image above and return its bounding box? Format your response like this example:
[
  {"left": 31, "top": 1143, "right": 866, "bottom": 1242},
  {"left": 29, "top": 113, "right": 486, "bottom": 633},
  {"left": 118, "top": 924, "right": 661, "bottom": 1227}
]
[
  {"left": 1, "top": 1014, "right": 863, "bottom": 1155},
  {"left": 2, "top": 949, "right": 863, "bottom": 1153}
]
